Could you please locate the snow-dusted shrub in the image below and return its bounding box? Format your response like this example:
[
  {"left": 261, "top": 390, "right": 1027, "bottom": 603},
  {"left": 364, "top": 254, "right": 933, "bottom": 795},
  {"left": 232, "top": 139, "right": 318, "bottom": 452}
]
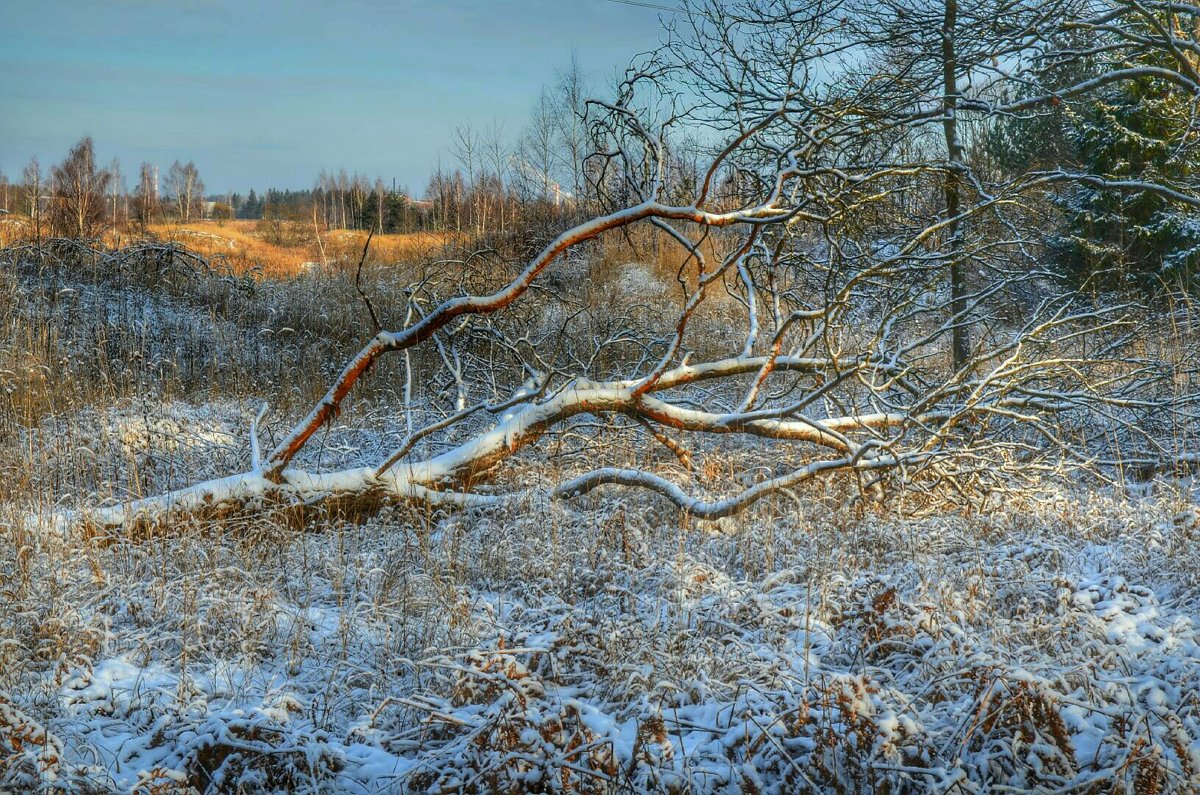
[{"left": 406, "top": 650, "right": 618, "bottom": 793}]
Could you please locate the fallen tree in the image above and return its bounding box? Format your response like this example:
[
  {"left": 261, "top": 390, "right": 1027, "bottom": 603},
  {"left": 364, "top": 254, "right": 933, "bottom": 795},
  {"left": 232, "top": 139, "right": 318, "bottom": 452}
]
[{"left": 33, "top": 0, "right": 1200, "bottom": 535}]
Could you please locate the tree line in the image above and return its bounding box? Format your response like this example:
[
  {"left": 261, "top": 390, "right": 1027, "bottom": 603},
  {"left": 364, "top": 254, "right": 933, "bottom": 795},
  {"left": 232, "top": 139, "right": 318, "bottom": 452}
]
[
  {"left": 2, "top": 41, "right": 1197, "bottom": 297},
  {"left": 0, "top": 141, "right": 214, "bottom": 239},
  {"left": 0, "top": 58, "right": 610, "bottom": 243}
]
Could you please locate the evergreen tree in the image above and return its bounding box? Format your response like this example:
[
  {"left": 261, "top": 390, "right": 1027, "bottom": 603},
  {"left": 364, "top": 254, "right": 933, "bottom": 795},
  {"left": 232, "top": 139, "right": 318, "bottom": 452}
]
[
  {"left": 241, "top": 189, "right": 262, "bottom": 219},
  {"left": 1053, "top": 74, "right": 1200, "bottom": 293},
  {"left": 991, "top": 49, "right": 1200, "bottom": 294}
]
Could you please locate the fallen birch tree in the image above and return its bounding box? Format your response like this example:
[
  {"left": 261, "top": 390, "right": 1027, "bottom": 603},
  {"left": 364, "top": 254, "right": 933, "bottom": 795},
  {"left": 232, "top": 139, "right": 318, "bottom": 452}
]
[{"left": 48, "top": 0, "right": 1200, "bottom": 534}]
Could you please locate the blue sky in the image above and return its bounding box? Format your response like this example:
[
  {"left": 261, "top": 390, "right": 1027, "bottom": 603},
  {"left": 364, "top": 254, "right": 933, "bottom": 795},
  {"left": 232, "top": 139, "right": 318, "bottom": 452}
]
[{"left": 0, "top": 0, "right": 669, "bottom": 194}]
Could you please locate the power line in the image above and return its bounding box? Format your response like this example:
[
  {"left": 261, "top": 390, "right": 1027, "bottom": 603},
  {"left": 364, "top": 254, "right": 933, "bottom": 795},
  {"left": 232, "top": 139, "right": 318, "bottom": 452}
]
[{"left": 600, "top": 0, "right": 681, "bottom": 12}]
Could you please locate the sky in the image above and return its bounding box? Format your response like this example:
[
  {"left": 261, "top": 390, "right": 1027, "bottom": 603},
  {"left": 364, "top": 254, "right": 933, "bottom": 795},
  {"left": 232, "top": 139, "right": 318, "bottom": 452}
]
[{"left": 0, "top": 0, "right": 671, "bottom": 195}]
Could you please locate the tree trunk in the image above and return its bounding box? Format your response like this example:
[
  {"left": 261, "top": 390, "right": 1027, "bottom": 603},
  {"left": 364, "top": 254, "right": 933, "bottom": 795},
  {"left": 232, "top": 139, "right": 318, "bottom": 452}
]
[{"left": 942, "top": 0, "right": 970, "bottom": 371}]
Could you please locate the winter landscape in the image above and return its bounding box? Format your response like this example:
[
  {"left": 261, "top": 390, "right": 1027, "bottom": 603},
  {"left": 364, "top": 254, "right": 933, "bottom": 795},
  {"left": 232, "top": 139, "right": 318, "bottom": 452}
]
[{"left": 3, "top": 0, "right": 1200, "bottom": 792}]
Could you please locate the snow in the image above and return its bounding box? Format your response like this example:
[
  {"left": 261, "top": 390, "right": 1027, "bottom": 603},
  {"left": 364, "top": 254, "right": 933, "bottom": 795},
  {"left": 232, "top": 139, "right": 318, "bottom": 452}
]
[{"left": 5, "top": 481, "right": 1200, "bottom": 792}]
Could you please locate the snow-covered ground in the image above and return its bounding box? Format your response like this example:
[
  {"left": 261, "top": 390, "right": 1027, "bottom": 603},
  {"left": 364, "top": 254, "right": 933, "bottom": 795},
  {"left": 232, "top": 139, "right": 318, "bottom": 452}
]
[
  {"left": 3, "top": 253, "right": 1199, "bottom": 793},
  {"left": 3, "top": 400, "right": 1199, "bottom": 792}
]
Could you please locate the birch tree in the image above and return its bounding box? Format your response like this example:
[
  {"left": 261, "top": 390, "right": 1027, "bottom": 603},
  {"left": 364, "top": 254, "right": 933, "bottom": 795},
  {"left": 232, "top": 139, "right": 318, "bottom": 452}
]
[
  {"left": 49, "top": 137, "right": 112, "bottom": 239},
  {"left": 132, "top": 162, "right": 159, "bottom": 232},
  {"left": 21, "top": 158, "right": 42, "bottom": 242},
  {"left": 166, "top": 160, "right": 204, "bottom": 223}
]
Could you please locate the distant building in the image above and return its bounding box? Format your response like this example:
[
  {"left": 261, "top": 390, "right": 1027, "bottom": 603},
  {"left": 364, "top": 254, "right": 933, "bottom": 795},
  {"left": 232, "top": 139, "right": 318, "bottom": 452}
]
[{"left": 201, "top": 201, "right": 217, "bottom": 219}]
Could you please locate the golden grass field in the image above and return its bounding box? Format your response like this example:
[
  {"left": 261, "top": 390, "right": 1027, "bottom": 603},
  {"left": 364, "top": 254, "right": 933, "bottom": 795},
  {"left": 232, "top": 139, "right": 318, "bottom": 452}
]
[
  {"left": 0, "top": 215, "right": 462, "bottom": 278},
  {"left": 144, "top": 220, "right": 464, "bottom": 277}
]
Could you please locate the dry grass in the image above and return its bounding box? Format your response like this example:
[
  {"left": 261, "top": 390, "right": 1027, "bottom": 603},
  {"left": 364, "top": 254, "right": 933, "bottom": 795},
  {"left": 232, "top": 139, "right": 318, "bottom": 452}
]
[
  {"left": 3, "top": 215, "right": 464, "bottom": 278},
  {"left": 143, "top": 220, "right": 297, "bottom": 275},
  {"left": 136, "top": 220, "right": 462, "bottom": 278},
  {"left": 0, "top": 217, "right": 33, "bottom": 248}
]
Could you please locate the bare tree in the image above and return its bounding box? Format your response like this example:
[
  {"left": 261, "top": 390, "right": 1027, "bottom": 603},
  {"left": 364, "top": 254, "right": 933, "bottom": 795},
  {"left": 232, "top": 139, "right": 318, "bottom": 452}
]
[
  {"left": 21, "top": 157, "right": 42, "bottom": 242},
  {"left": 427, "top": 164, "right": 470, "bottom": 233},
  {"left": 68, "top": 0, "right": 1200, "bottom": 534},
  {"left": 49, "top": 137, "right": 112, "bottom": 239},
  {"left": 132, "top": 162, "right": 159, "bottom": 232},
  {"left": 482, "top": 119, "right": 513, "bottom": 234},
  {"left": 373, "top": 177, "right": 387, "bottom": 234},
  {"left": 452, "top": 123, "right": 478, "bottom": 191},
  {"left": 165, "top": 160, "right": 204, "bottom": 223},
  {"left": 516, "top": 87, "right": 562, "bottom": 206},
  {"left": 107, "top": 157, "right": 125, "bottom": 230},
  {"left": 315, "top": 169, "right": 331, "bottom": 229},
  {"left": 337, "top": 169, "right": 349, "bottom": 229},
  {"left": 452, "top": 123, "right": 482, "bottom": 232},
  {"left": 554, "top": 52, "right": 590, "bottom": 204}
]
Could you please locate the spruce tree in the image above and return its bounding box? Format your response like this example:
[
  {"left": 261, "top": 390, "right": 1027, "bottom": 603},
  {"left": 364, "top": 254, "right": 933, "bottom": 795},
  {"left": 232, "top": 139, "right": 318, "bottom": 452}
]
[
  {"left": 991, "top": 57, "right": 1200, "bottom": 295},
  {"left": 1054, "top": 73, "right": 1200, "bottom": 293}
]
